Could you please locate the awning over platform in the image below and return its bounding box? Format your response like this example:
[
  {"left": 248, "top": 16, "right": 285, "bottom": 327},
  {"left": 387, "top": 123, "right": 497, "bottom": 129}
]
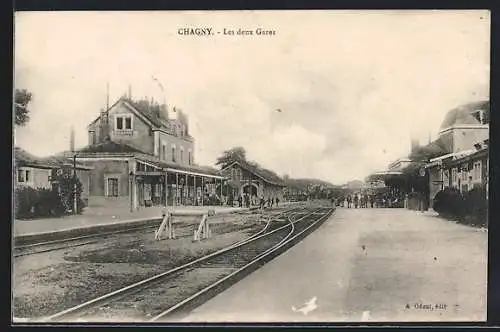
[
  {"left": 370, "top": 170, "right": 404, "bottom": 176},
  {"left": 135, "top": 158, "right": 225, "bottom": 180}
]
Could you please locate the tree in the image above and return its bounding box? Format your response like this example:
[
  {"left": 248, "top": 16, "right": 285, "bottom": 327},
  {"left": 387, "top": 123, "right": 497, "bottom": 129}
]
[
  {"left": 53, "top": 167, "right": 85, "bottom": 214},
  {"left": 216, "top": 147, "right": 247, "bottom": 169},
  {"left": 15, "top": 89, "right": 32, "bottom": 126}
]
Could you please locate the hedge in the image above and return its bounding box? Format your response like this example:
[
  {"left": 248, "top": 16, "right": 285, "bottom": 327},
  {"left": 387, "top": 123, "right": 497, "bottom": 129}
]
[
  {"left": 461, "top": 186, "right": 488, "bottom": 227},
  {"left": 432, "top": 186, "right": 487, "bottom": 227},
  {"left": 15, "top": 186, "right": 86, "bottom": 220}
]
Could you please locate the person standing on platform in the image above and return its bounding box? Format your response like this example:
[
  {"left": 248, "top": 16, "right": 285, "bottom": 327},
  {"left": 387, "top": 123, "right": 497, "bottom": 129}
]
[
  {"left": 238, "top": 195, "right": 242, "bottom": 208},
  {"left": 370, "top": 195, "right": 374, "bottom": 208},
  {"left": 354, "top": 194, "right": 359, "bottom": 208},
  {"left": 276, "top": 197, "right": 280, "bottom": 207},
  {"left": 347, "top": 195, "right": 352, "bottom": 208}
]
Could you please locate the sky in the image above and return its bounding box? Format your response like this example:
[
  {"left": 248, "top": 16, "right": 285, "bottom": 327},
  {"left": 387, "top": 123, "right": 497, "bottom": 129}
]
[{"left": 14, "top": 10, "right": 490, "bottom": 184}]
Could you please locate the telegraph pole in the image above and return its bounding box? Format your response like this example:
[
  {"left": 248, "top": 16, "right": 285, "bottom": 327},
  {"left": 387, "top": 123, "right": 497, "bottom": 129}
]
[
  {"left": 73, "top": 154, "right": 77, "bottom": 214},
  {"left": 70, "top": 126, "right": 77, "bottom": 214}
]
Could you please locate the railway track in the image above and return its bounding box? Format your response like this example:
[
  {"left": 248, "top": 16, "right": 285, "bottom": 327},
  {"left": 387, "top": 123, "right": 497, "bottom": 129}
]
[
  {"left": 13, "top": 207, "right": 302, "bottom": 258},
  {"left": 13, "top": 224, "right": 161, "bottom": 258},
  {"left": 42, "top": 205, "right": 333, "bottom": 322}
]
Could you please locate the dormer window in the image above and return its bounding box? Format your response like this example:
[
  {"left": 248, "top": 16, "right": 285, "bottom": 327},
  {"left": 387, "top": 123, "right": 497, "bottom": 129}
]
[
  {"left": 473, "top": 109, "right": 486, "bottom": 124},
  {"left": 115, "top": 115, "right": 133, "bottom": 130}
]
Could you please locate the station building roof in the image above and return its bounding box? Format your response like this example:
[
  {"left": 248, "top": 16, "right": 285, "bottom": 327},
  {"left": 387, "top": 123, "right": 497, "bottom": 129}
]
[
  {"left": 439, "top": 100, "right": 489, "bottom": 131},
  {"left": 66, "top": 140, "right": 224, "bottom": 179},
  {"left": 15, "top": 147, "right": 91, "bottom": 170},
  {"left": 222, "top": 160, "right": 285, "bottom": 187}
]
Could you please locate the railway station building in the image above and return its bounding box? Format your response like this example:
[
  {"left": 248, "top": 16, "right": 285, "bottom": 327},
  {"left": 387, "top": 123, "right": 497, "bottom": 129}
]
[
  {"left": 424, "top": 100, "right": 489, "bottom": 206},
  {"left": 56, "top": 96, "right": 226, "bottom": 210},
  {"left": 220, "top": 160, "right": 286, "bottom": 202},
  {"left": 367, "top": 100, "right": 489, "bottom": 208}
]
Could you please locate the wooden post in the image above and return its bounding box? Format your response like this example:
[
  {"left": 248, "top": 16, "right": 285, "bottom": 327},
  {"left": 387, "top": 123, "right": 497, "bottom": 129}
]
[
  {"left": 155, "top": 210, "right": 169, "bottom": 240},
  {"left": 201, "top": 177, "right": 205, "bottom": 206},
  {"left": 194, "top": 175, "right": 197, "bottom": 206},
  {"left": 176, "top": 173, "right": 179, "bottom": 206},
  {"left": 185, "top": 173, "right": 188, "bottom": 205},
  {"left": 220, "top": 178, "right": 223, "bottom": 206},
  {"left": 165, "top": 171, "right": 168, "bottom": 207}
]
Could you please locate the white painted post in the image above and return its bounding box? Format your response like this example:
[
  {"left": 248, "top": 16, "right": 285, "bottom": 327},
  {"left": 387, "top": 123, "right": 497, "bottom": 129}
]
[
  {"left": 194, "top": 175, "right": 197, "bottom": 206},
  {"left": 155, "top": 209, "right": 169, "bottom": 241}
]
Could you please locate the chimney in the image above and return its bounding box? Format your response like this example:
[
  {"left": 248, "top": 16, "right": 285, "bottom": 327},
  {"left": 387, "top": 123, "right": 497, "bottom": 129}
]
[
  {"left": 99, "top": 108, "right": 108, "bottom": 142},
  {"left": 70, "top": 126, "right": 75, "bottom": 152}
]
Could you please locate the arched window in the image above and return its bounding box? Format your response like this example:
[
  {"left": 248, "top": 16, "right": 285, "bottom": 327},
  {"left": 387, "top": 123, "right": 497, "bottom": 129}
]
[{"left": 161, "top": 142, "right": 166, "bottom": 160}]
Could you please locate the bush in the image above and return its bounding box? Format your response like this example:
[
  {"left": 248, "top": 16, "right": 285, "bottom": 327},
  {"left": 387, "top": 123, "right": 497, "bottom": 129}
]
[
  {"left": 15, "top": 187, "right": 65, "bottom": 219},
  {"left": 15, "top": 170, "right": 86, "bottom": 219},
  {"left": 461, "top": 186, "right": 488, "bottom": 227},
  {"left": 432, "top": 187, "right": 464, "bottom": 218},
  {"left": 16, "top": 187, "right": 39, "bottom": 219}
]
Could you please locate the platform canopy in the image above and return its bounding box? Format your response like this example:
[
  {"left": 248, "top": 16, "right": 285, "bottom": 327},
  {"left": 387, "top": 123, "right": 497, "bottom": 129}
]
[{"left": 367, "top": 170, "right": 404, "bottom": 181}]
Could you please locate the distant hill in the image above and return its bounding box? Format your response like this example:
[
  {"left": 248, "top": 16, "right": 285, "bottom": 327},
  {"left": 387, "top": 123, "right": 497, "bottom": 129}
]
[
  {"left": 285, "top": 178, "right": 337, "bottom": 190},
  {"left": 345, "top": 180, "right": 364, "bottom": 190}
]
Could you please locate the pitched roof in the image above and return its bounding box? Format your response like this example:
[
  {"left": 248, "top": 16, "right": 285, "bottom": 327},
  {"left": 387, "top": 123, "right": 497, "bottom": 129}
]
[
  {"left": 88, "top": 97, "right": 193, "bottom": 139},
  {"left": 224, "top": 160, "right": 285, "bottom": 186},
  {"left": 123, "top": 98, "right": 164, "bottom": 127},
  {"left": 77, "top": 140, "right": 144, "bottom": 154},
  {"left": 14, "top": 147, "right": 58, "bottom": 168},
  {"left": 15, "top": 147, "right": 90, "bottom": 170},
  {"left": 70, "top": 141, "right": 222, "bottom": 177},
  {"left": 440, "top": 100, "right": 490, "bottom": 130}
]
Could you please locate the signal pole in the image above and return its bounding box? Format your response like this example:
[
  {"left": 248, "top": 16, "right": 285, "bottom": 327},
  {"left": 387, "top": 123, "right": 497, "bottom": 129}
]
[{"left": 71, "top": 126, "right": 77, "bottom": 214}]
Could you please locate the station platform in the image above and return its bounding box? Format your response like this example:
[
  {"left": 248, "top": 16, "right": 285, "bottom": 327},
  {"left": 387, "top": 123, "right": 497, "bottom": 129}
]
[
  {"left": 181, "top": 207, "right": 487, "bottom": 322},
  {"left": 13, "top": 202, "right": 301, "bottom": 238}
]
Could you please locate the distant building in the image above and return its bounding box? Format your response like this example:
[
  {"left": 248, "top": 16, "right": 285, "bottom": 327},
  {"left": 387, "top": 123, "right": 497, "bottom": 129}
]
[
  {"left": 423, "top": 100, "right": 490, "bottom": 206},
  {"left": 60, "top": 96, "right": 225, "bottom": 209},
  {"left": 426, "top": 139, "right": 488, "bottom": 207},
  {"left": 432, "top": 100, "right": 489, "bottom": 154},
  {"left": 220, "top": 160, "right": 285, "bottom": 201},
  {"left": 366, "top": 100, "right": 489, "bottom": 202},
  {"left": 388, "top": 158, "right": 414, "bottom": 172}
]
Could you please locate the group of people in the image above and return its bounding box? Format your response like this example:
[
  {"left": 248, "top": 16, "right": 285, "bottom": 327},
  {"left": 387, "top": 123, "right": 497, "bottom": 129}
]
[
  {"left": 234, "top": 193, "right": 280, "bottom": 209},
  {"left": 340, "top": 192, "right": 405, "bottom": 209},
  {"left": 344, "top": 194, "right": 375, "bottom": 208}
]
